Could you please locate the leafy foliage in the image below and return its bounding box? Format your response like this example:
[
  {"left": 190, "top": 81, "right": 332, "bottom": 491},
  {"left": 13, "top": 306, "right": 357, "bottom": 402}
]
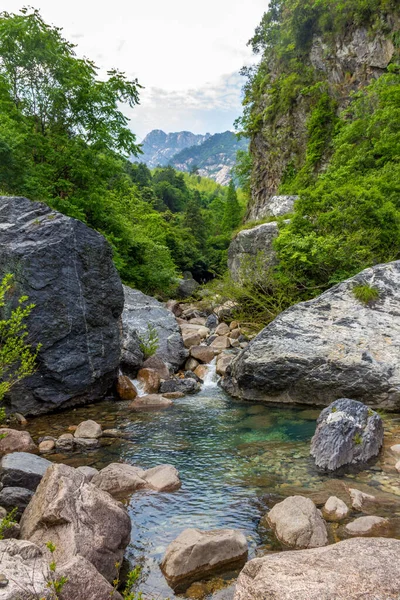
[
  {"left": 0, "top": 507, "right": 18, "bottom": 540},
  {"left": 0, "top": 274, "right": 40, "bottom": 420},
  {"left": 353, "top": 284, "right": 380, "bottom": 304},
  {"left": 0, "top": 9, "right": 244, "bottom": 296},
  {"left": 138, "top": 324, "right": 159, "bottom": 360}
]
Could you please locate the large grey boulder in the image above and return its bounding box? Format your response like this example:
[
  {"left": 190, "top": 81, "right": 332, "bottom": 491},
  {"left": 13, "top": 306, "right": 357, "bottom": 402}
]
[
  {"left": 20, "top": 463, "right": 131, "bottom": 583},
  {"left": 228, "top": 222, "right": 280, "bottom": 282},
  {"left": 311, "top": 399, "right": 383, "bottom": 471},
  {"left": 234, "top": 538, "right": 400, "bottom": 600},
  {"left": 0, "top": 452, "right": 51, "bottom": 490},
  {"left": 121, "top": 285, "right": 187, "bottom": 373},
  {"left": 161, "top": 528, "right": 248, "bottom": 592},
  {"left": 0, "top": 196, "right": 124, "bottom": 415},
  {"left": 266, "top": 496, "right": 328, "bottom": 549},
  {"left": 223, "top": 261, "right": 400, "bottom": 410}
]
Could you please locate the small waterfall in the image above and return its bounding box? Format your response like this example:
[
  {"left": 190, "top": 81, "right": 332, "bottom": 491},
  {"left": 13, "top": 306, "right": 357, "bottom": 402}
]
[
  {"left": 201, "top": 358, "right": 218, "bottom": 389},
  {"left": 131, "top": 376, "right": 146, "bottom": 397}
]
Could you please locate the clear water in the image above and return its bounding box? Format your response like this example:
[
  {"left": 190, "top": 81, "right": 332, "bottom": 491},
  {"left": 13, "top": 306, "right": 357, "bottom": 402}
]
[{"left": 27, "top": 371, "right": 400, "bottom": 599}]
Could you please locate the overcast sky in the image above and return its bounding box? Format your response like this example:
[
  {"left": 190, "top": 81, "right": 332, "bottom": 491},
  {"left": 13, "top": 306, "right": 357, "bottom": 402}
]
[{"left": 3, "top": 0, "right": 267, "bottom": 139}]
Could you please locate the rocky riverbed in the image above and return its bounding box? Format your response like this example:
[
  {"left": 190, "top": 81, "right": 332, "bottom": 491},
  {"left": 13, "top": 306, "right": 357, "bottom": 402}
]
[{"left": 3, "top": 379, "right": 399, "bottom": 599}]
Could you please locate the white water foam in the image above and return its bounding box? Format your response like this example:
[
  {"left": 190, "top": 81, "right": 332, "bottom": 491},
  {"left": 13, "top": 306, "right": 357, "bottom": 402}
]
[{"left": 201, "top": 358, "right": 218, "bottom": 389}]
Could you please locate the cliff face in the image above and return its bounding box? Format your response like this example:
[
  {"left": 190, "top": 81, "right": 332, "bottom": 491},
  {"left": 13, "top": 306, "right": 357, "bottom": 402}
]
[{"left": 244, "top": 5, "right": 399, "bottom": 221}]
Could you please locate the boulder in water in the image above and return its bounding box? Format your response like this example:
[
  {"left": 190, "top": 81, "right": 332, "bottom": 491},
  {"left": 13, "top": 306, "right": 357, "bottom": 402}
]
[
  {"left": 0, "top": 196, "right": 124, "bottom": 415},
  {"left": 160, "top": 378, "right": 201, "bottom": 395},
  {"left": 161, "top": 528, "right": 248, "bottom": 592},
  {"left": 266, "top": 496, "right": 328, "bottom": 549},
  {"left": 223, "top": 261, "right": 400, "bottom": 410},
  {"left": 310, "top": 399, "right": 383, "bottom": 471},
  {"left": 0, "top": 429, "right": 37, "bottom": 455},
  {"left": 0, "top": 452, "right": 51, "bottom": 490}
]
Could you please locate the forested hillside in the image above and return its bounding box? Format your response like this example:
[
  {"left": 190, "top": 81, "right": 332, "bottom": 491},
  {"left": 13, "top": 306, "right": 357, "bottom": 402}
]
[
  {"left": 0, "top": 9, "right": 243, "bottom": 296},
  {"left": 226, "top": 0, "right": 400, "bottom": 325}
]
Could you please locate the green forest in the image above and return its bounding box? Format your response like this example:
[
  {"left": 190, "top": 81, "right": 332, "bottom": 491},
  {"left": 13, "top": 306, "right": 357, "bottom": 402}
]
[
  {"left": 227, "top": 0, "right": 400, "bottom": 325},
  {"left": 0, "top": 8, "right": 243, "bottom": 296}
]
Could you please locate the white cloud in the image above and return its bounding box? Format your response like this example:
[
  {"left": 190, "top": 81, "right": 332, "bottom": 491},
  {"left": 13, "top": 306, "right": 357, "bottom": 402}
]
[{"left": 2, "top": 0, "right": 267, "bottom": 136}]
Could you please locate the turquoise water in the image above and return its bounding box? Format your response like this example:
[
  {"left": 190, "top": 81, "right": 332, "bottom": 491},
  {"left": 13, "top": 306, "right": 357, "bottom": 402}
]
[{"left": 27, "top": 377, "right": 400, "bottom": 599}]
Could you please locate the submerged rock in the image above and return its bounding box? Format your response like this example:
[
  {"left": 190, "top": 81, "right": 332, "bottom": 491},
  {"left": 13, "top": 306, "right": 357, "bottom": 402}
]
[
  {"left": 160, "top": 378, "right": 201, "bottom": 395},
  {"left": 129, "top": 394, "right": 173, "bottom": 409},
  {"left": 310, "top": 399, "right": 383, "bottom": 471},
  {"left": 20, "top": 463, "right": 131, "bottom": 583},
  {"left": 266, "top": 496, "right": 328, "bottom": 549},
  {"left": 161, "top": 528, "right": 248, "bottom": 592},
  {"left": 345, "top": 515, "right": 390, "bottom": 537},
  {"left": 223, "top": 261, "right": 400, "bottom": 410},
  {"left": 74, "top": 420, "right": 102, "bottom": 439},
  {"left": 143, "top": 464, "right": 181, "bottom": 492},
  {"left": 0, "top": 196, "right": 124, "bottom": 416},
  {"left": 234, "top": 538, "right": 400, "bottom": 600},
  {"left": 121, "top": 285, "right": 187, "bottom": 373},
  {"left": 92, "top": 462, "right": 181, "bottom": 496}
]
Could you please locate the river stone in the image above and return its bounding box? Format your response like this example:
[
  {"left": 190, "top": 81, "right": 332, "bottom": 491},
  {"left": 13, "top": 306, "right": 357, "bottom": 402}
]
[
  {"left": 137, "top": 368, "right": 161, "bottom": 394},
  {"left": 129, "top": 394, "right": 173, "bottom": 409},
  {"left": 217, "top": 353, "right": 234, "bottom": 376},
  {"left": 267, "top": 496, "right": 328, "bottom": 549},
  {"left": 161, "top": 528, "right": 248, "bottom": 592},
  {"left": 396, "top": 460, "right": 400, "bottom": 473},
  {"left": 390, "top": 444, "right": 400, "bottom": 456},
  {"left": 92, "top": 463, "right": 147, "bottom": 496},
  {"left": 74, "top": 437, "right": 100, "bottom": 449},
  {"left": 349, "top": 488, "right": 377, "bottom": 512},
  {"left": 310, "top": 399, "right": 383, "bottom": 471},
  {"left": 142, "top": 355, "right": 170, "bottom": 379},
  {"left": 234, "top": 538, "right": 400, "bottom": 600},
  {"left": 0, "top": 196, "right": 124, "bottom": 416},
  {"left": 0, "top": 486, "right": 34, "bottom": 518},
  {"left": 121, "top": 285, "right": 187, "bottom": 372},
  {"left": 185, "top": 357, "right": 200, "bottom": 371},
  {"left": 228, "top": 221, "right": 280, "bottom": 283},
  {"left": 56, "top": 433, "right": 75, "bottom": 451},
  {"left": 345, "top": 516, "right": 390, "bottom": 536},
  {"left": 74, "top": 420, "right": 102, "bottom": 439},
  {"left": 211, "top": 335, "right": 231, "bottom": 350},
  {"left": 76, "top": 465, "right": 99, "bottom": 482},
  {"left": 215, "top": 322, "right": 230, "bottom": 336},
  {"left": 322, "top": 496, "right": 349, "bottom": 522},
  {"left": 183, "top": 331, "right": 202, "bottom": 348},
  {"left": 205, "top": 314, "right": 218, "bottom": 330},
  {"left": 0, "top": 429, "right": 37, "bottom": 455},
  {"left": 0, "top": 452, "right": 51, "bottom": 490},
  {"left": 223, "top": 261, "right": 400, "bottom": 410},
  {"left": 20, "top": 463, "right": 131, "bottom": 583},
  {"left": 38, "top": 439, "right": 55, "bottom": 453},
  {"left": 116, "top": 375, "right": 138, "bottom": 400},
  {"left": 160, "top": 378, "right": 201, "bottom": 395},
  {"left": 190, "top": 345, "right": 216, "bottom": 364},
  {"left": 143, "top": 464, "right": 181, "bottom": 492}
]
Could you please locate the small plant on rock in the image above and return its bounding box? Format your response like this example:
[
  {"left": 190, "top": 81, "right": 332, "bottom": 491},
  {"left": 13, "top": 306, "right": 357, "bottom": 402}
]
[
  {"left": 353, "top": 432, "right": 363, "bottom": 446},
  {"left": 353, "top": 283, "right": 380, "bottom": 305},
  {"left": 138, "top": 324, "right": 159, "bottom": 360},
  {"left": 0, "top": 507, "right": 18, "bottom": 540}
]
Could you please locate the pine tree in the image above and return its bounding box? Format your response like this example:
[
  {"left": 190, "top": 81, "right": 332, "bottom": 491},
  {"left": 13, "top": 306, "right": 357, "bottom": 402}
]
[
  {"left": 222, "top": 180, "right": 242, "bottom": 232},
  {"left": 183, "top": 195, "right": 207, "bottom": 251}
]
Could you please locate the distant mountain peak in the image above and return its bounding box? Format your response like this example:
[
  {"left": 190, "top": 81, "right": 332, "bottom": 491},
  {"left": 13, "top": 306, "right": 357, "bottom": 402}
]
[{"left": 135, "top": 129, "right": 248, "bottom": 185}]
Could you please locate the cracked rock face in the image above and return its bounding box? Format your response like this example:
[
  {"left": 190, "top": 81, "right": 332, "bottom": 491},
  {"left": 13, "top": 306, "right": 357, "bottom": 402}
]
[
  {"left": 0, "top": 196, "right": 124, "bottom": 416},
  {"left": 223, "top": 261, "right": 400, "bottom": 410},
  {"left": 121, "top": 285, "right": 187, "bottom": 373},
  {"left": 310, "top": 399, "right": 383, "bottom": 472},
  {"left": 228, "top": 222, "right": 280, "bottom": 283}
]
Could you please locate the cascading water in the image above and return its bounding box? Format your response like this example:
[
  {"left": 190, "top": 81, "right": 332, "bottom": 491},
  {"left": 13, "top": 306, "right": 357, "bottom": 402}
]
[{"left": 200, "top": 358, "right": 219, "bottom": 390}]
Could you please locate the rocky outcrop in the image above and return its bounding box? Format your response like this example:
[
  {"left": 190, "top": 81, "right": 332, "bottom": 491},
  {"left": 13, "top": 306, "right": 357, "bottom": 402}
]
[
  {"left": 311, "top": 399, "right": 383, "bottom": 471},
  {"left": 161, "top": 528, "right": 248, "bottom": 592},
  {"left": 234, "top": 538, "right": 400, "bottom": 600},
  {"left": 0, "top": 196, "right": 124, "bottom": 415},
  {"left": 121, "top": 285, "right": 187, "bottom": 373},
  {"left": 266, "top": 496, "right": 328, "bottom": 549},
  {"left": 228, "top": 222, "right": 280, "bottom": 282},
  {"left": 20, "top": 463, "right": 131, "bottom": 583},
  {"left": 223, "top": 261, "right": 400, "bottom": 410}
]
